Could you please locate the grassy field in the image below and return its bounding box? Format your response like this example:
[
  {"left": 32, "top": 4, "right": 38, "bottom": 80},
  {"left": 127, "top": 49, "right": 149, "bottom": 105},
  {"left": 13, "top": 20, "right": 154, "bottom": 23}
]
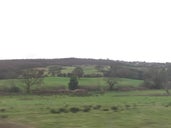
[
  {"left": 0, "top": 91, "right": 171, "bottom": 128},
  {"left": 0, "top": 77, "right": 143, "bottom": 90},
  {"left": 1, "top": 76, "right": 168, "bottom": 128}
]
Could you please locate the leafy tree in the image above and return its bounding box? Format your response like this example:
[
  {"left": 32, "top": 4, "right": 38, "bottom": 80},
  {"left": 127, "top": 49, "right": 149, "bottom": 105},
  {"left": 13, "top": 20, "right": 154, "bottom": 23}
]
[
  {"left": 72, "top": 67, "right": 84, "bottom": 78},
  {"left": 68, "top": 76, "right": 78, "bottom": 90},
  {"left": 21, "top": 69, "right": 44, "bottom": 93}
]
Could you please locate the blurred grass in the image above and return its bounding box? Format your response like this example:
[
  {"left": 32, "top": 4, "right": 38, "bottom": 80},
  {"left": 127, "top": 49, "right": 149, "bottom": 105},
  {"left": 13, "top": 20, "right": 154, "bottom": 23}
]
[{"left": 0, "top": 92, "right": 171, "bottom": 128}]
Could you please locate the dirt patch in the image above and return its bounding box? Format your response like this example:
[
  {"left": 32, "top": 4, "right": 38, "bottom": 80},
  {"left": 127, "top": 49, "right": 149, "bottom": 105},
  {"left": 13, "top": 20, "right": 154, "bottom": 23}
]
[{"left": 0, "top": 121, "right": 34, "bottom": 128}]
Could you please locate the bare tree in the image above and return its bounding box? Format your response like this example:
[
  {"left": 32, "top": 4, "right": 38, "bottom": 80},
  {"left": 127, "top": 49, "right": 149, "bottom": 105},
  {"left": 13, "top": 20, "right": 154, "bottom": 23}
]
[
  {"left": 144, "top": 66, "right": 171, "bottom": 95},
  {"left": 22, "top": 69, "right": 44, "bottom": 93},
  {"left": 105, "top": 78, "right": 117, "bottom": 90}
]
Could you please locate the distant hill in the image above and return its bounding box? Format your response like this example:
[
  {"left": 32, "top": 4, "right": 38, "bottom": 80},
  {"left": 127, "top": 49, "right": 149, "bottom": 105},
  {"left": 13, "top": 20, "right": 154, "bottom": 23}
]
[{"left": 0, "top": 58, "right": 166, "bottom": 79}]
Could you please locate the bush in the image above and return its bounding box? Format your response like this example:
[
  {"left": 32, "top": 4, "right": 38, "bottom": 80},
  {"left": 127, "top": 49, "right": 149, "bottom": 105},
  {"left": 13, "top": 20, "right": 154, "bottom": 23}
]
[
  {"left": 82, "top": 107, "right": 91, "bottom": 112},
  {"left": 68, "top": 76, "right": 78, "bottom": 90},
  {"left": 165, "top": 102, "right": 171, "bottom": 107},
  {"left": 8, "top": 85, "right": 21, "bottom": 93},
  {"left": 50, "top": 109, "right": 60, "bottom": 114},
  {"left": 83, "top": 105, "right": 92, "bottom": 108},
  {"left": 0, "top": 108, "right": 6, "bottom": 112},
  {"left": 82, "top": 105, "right": 92, "bottom": 112},
  {"left": 69, "top": 107, "right": 80, "bottom": 113},
  {"left": 78, "top": 85, "right": 102, "bottom": 92},
  {"left": 93, "top": 105, "right": 101, "bottom": 110},
  {"left": 111, "top": 106, "right": 119, "bottom": 111},
  {"left": 102, "top": 108, "right": 109, "bottom": 111},
  {"left": 0, "top": 115, "right": 8, "bottom": 118},
  {"left": 125, "top": 104, "right": 131, "bottom": 109},
  {"left": 141, "top": 80, "right": 155, "bottom": 89},
  {"left": 58, "top": 108, "right": 68, "bottom": 113}
]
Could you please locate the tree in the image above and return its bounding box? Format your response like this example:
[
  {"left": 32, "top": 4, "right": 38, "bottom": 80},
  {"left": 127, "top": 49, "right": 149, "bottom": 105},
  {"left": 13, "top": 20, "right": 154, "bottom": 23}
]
[
  {"left": 68, "top": 76, "right": 78, "bottom": 90},
  {"left": 72, "top": 67, "right": 84, "bottom": 78},
  {"left": 21, "top": 69, "right": 44, "bottom": 93},
  {"left": 105, "top": 78, "right": 117, "bottom": 90}
]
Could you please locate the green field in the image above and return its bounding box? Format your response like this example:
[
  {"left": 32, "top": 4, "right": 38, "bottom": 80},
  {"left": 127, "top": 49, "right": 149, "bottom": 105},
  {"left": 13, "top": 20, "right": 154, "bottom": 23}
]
[
  {"left": 0, "top": 77, "right": 143, "bottom": 90},
  {"left": 0, "top": 77, "right": 169, "bottom": 128},
  {"left": 0, "top": 91, "right": 171, "bottom": 128}
]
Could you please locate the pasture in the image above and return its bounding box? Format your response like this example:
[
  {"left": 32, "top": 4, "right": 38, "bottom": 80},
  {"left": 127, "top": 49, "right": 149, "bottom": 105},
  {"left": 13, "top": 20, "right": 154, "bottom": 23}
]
[
  {"left": 0, "top": 76, "right": 169, "bottom": 128},
  {"left": 0, "top": 91, "right": 171, "bottom": 128},
  {"left": 0, "top": 77, "right": 143, "bottom": 92}
]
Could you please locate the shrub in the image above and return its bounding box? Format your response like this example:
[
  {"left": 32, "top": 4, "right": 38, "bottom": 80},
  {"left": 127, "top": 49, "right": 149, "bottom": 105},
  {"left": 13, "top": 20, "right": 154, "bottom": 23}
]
[
  {"left": 125, "top": 104, "right": 131, "bottom": 109},
  {"left": 111, "top": 106, "right": 119, "bottom": 111},
  {"left": 68, "top": 76, "right": 78, "bottom": 90},
  {"left": 0, "top": 115, "right": 8, "bottom": 118},
  {"left": 141, "top": 80, "right": 155, "bottom": 89},
  {"left": 0, "top": 108, "right": 6, "bottom": 112},
  {"left": 82, "top": 105, "right": 92, "bottom": 112},
  {"left": 82, "top": 107, "right": 91, "bottom": 112},
  {"left": 83, "top": 105, "right": 92, "bottom": 109},
  {"left": 8, "top": 85, "right": 21, "bottom": 93},
  {"left": 93, "top": 105, "right": 101, "bottom": 110},
  {"left": 165, "top": 102, "right": 171, "bottom": 107},
  {"left": 78, "top": 85, "right": 101, "bottom": 92},
  {"left": 102, "top": 108, "right": 109, "bottom": 111},
  {"left": 69, "top": 107, "right": 80, "bottom": 113},
  {"left": 50, "top": 109, "right": 60, "bottom": 114},
  {"left": 58, "top": 108, "right": 68, "bottom": 113}
]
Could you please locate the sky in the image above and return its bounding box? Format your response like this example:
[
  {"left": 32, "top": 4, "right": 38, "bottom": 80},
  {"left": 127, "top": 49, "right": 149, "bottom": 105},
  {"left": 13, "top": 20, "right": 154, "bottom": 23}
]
[{"left": 0, "top": 0, "right": 171, "bottom": 62}]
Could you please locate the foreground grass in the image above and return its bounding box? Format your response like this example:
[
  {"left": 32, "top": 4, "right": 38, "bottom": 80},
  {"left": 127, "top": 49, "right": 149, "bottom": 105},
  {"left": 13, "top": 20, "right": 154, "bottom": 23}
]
[{"left": 0, "top": 91, "right": 171, "bottom": 128}]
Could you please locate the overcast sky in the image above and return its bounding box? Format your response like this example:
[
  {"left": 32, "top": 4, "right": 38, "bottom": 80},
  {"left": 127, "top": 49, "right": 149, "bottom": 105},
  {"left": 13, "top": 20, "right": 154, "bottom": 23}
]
[{"left": 0, "top": 0, "right": 171, "bottom": 62}]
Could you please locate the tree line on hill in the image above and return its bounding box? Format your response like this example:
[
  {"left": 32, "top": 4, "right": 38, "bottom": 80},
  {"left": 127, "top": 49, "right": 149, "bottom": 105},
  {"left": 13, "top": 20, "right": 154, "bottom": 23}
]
[{"left": 0, "top": 58, "right": 113, "bottom": 79}]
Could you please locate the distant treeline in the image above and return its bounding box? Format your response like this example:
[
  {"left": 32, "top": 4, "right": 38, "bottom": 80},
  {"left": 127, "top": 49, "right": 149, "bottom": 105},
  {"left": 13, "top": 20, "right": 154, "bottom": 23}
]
[{"left": 0, "top": 58, "right": 168, "bottom": 80}]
